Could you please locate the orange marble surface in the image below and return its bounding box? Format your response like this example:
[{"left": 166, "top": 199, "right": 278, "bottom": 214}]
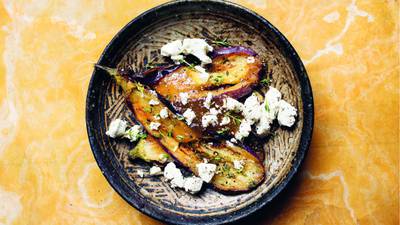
[{"left": 0, "top": 0, "right": 398, "bottom": 224}]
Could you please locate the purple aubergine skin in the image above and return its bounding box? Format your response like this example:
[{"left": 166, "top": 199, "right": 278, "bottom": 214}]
[{"left": 210, "top": 46, "right": 258, "bottom": 58}]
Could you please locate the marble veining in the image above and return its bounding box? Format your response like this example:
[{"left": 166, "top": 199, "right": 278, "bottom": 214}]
[{"left": 0, "top": 0, "right": 398, "bottom": 224}]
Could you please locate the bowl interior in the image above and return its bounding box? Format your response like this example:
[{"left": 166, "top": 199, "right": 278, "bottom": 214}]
[{"left": 86, "top": 1, "right": 312, "bottom": 224}]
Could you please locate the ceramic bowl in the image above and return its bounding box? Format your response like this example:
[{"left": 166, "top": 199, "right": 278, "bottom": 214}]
[{"left": 86, "top": 1, "right": 313, "bottom": 224}]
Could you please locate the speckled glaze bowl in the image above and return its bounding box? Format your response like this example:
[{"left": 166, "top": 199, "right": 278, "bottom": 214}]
[{"left": 86, "top": 1, "right": 313, "bottom": 224}]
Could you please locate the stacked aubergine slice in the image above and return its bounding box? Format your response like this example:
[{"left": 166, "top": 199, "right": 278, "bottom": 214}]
[{"left": 98, "top": 47, "right": 266, "bottom": 192}]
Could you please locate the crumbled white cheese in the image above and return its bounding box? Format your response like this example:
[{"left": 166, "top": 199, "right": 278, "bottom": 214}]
[
  {"left": 170, "top": 174, "right": 185, "bottom": 188},
  {"left": 255, "top": 114, "right": 272, "bottom": 136},
  {"left": 264, "top": 87, "right": 282, "bottom": 116},
  {"left": 230, "top": 138, "right": 238, "bottom": 144},
  {"left": 164, "top": 162, "right": 185, "bottom": 188},
  {"left": 246, "top": 56, "right": 255, "bottom": 63},
  {"left": 149, "top": 166, "right": 163, "bottom": 176},
  {"left": 182, "top": 38, "right": 213, "bottom": 64},
  {"left": 183, "top": 177, "right": 203, "bottom": 194},
  {"left": 220, "top": 116, "right": 231, "bottom": 126},
  {"left": 203, "top": 92, "right": 213, "bottom": 109},
  {"left": 183, "top": 108, "right": 196, "bottom": 125},
  {"left": 202, "top": 114, "right": 218, "bottom": 128},
  {"left": 277, "top": 100, "right": 297, "bottom": 127},
  {"left": 223, "top": 97, "right": 244, "bottom": 112},
  {"left": 149, "top": 99, "right": 160, "bottom": 106},
  {"left": 161, "top": 40, "right": 183, "bottom": 63},
  {"left": 106, "top": 119, "right": 128, "bottom": 138},
  {"left": 159, "top": 107, "right": 169, "bottom": 119},
  {"left": 149, "top": 90, "right": 158, "bottom": 96},
  {"left": 235, "top": 119, "right": 252, "bottom": 140},
  {"left": 179, "top": 92, "right": 189, "bottom": 105},
  {"left": 194, "top": 65, "right": 210, "bottom": 82},
  {"left": 123, "top": 125, "right": 144, "bottom": 142},
  {"left": 226, "top": 140, "right": 235, "bottom": 148},
  {"left": 196, "top": 163, "right": 217, "bottom": 183},
  {"left": 243, "top": 93, "right": 262, "bottom": 124},
  {"left": 149, "top": 122, "right": 161, "bottom": 130},
  {"left": 209, "top": 107, "right": 220, "bottom": 115},
  {"left": 233, "top": 160, "right": 245, "bottom": 170},
  {"left": 164, "top": 163, "right": 178, "bottom": 179},
  {"left": 171, "top": 54, "right": 184, "bottom": 62},
  {"left": 137, "top": 169, "right": 144, "bottom": 178},
  {"left": 161, "top": 38, "right": 213, "bottom": 65}
]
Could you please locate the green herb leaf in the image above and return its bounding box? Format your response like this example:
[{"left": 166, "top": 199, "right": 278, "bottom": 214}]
[
  {"left": 264, "top": 99, "right": 270, "bottom": 112},
  {"left": 136, "top": 82, "right": 145, "bottom": 95},
  {"left": 167, "top": 130, "right": 173, "bottom": 137},
  {"left": 178, "top": 58, "right": 196, "bottom": 70},
  {"left": 176, "top": 115, "right": 185, "bottom": 121},
  {"left": 217, "top": 127, "right": 230, "bottom": 135},
  {"left": 176, "top": 135, "right": 184, "bottom": 141},
  {"left": 260, "top": 78, "right": 270, "bottom": 86},
  {"left": 212, "top": 38, "right": 231, "bottom": 47},
  {"left": 144, "top": 107, "right": 152, "bottom": 113},
  {"left": 211, "top": 74, "right": 224, "bottom": 85}
]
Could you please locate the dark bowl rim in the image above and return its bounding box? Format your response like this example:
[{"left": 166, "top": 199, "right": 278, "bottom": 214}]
[{"left": 85, "top": 0, "right": 314, "bottom": 224}]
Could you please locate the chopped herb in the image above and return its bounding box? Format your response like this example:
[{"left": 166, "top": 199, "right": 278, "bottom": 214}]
[
  {"left": 153, "top": 133, "right": 161, "bottom": 138},
  {"left": 225, "top": 111, "right": 242, "bottom": 125},
  {"left": 176, "top": 135, "right": 184, "bottom": 141},
  {"left": 176, "top": 115, "right": 185, "bottom": 121},
  {"left": 212, "top": 38, "right": 231, "bottom": 47},
  {"left": 136, "top": 82, "right": 145, "bottom": 95},
  {"left": 137, "top": 132, "right": 147, "bottom": 139},
  {"left": 217, "top": 127, "right": 230, "bottom": 135},
  {"left": 178, "top": 58, "right": 195, "bottom": 70},
  {"left": 211, "top": 74, "right": 224, "bottom": 85},
  {"left": 260, "top": 78, "right": 271, "bottom": 86},
  {"left": 225, "top": 71, "right": 229, "bottom": 76},
  {"left": 167, "top": 130, "right": 173, "bottom": 137},
  {"left": 265, "top": 99, "right": 270, "bottom": 112},
  {"left": 144, "top": 107, "right": 152, "bottom": 113}
]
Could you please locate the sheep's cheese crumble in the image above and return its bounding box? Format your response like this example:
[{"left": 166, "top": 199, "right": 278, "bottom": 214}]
[
  {"left": 232, "top": 86, "right": 297, "bottom": 139},
  {"left": 160, "top": 40, "right": 183, "bottom": 63},
  {"left": 246, "top": 56, "right": 255, "bottom": 64},
  {"left": 160, "top": 38, "right": 213, "bottom": 65},
  {"left": 226, "top": 140, "right": 235, "bottom": 148},
  {"left": 149, "top": 122, "right": 161, "bottom": 130},
  {"left": 203, "top": 92, "right": 213, "bottom": 109},
  {"left": 164, "top": 162, "right": 204, "bottom": 194},
  {"left": 124, "top": 125, "right": 143, "bottom": 142},
  {"left": 223, "top": 97, "right": 244, "bottom": 112},
  {"left": 196, "top": 162, "right": 217, "bottom": 183},
  {"left": 179, "top": 92, "right": 189, "bottom": 105},
  {"left": 106, "top": 119, "right": 128, "bottom": 138},
  {"left": 235, "top": 119, "right": 252, "bottom": 140},
  {"left": 149, "top": 99, "right": 160, "bottom": 106},
  {"left": 277, "top": 100, "right": 297, "bottom": 127},
  {"left": 159, "top": 107, "right": 169, "bottom": 119},
  {"left": 202, "top": 114, "right": 218, "bottom": 128},
  {"left": 182, "top": 38, "right": 213, "bottom": 65},
  {"left": 183, "top": 109, "right": 196, "bottom": 125},
  {"left": 137, "top": 169, "right": 144, "bottom": 178},
  {"left": 184, "top": 177, "right": 203, "bottom": 194},
  {"left": 149, "top": 166, "right": 162, "bottom": 176},
  {"left": 233, "top": 160, "right": 245, "bottom": 170},
  {"left": 220, "top": 116, "right": 231, "bottom": 126}
]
